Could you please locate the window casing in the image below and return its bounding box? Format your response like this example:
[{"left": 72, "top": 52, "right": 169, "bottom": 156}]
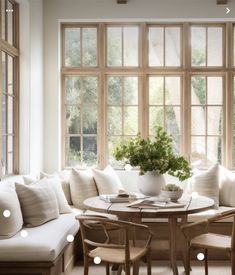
[
  {"left": 61, "top": 22, "right": 235, "bottom": 170},
  {"left": 0, "top": 0, "right": 19, "bottom": 176}
]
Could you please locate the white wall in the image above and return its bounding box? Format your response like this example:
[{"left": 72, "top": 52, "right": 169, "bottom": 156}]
[
  {"left": 18, "top": 0, "right": 43, "bottom": 174},
  {"left": 43, "top": 0, "right": 235, "bottom": 172}
]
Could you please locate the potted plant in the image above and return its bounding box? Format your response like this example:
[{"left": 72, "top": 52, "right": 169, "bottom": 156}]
[{"left": 113, "top": 126, "right": 192, "bottom": 196}]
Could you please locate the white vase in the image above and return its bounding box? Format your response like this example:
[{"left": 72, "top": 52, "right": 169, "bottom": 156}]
[{"left": 137, "top": 171, "right": 165, "bottom": 196}]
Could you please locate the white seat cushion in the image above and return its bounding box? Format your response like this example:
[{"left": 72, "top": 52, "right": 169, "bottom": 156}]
[{"left": 0, "top": 213, "right": 79, "bottom": 262}]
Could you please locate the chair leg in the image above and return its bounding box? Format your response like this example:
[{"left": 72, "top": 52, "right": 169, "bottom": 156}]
[
  {"left": 84, "top": 256, "right": 89, "bottom": 275},
  {"left": 133, "top": 261, "right": 140, "bottom": 275},
  {"left": 125, "top": 261, "right": 131, "bottom": 275},
  {"left": 117, "top": 264, "right": 123, "bottom": 275},
  {"left": 106, "top": 263, "right": 110, "bottom": 275},
  {"left": 185, "top": 246, "right": 191, "bottom": 275},
  {"left": 231, "top": 250, "right": 235, "bottom": 275},
  {"left": 205, "top": 249, "right": 208, "bottom": 275},
  {"left": 146, "top": 250, "right": 151, "bottom": 275}
]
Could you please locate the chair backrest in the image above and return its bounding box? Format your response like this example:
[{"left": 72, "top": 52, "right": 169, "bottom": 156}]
[{"left": 208, "top": 209, "right": 235, "bottom": 250}]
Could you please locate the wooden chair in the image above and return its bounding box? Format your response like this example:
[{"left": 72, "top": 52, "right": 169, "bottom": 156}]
[
  {"left": 77, "top": 215, "right": 153, "bottom": 275},
  {"left": 181, "top": 209, "right": 235, "bottom": 275}
]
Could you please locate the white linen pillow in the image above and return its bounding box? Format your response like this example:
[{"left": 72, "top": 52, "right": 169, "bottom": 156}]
[
  {"left": 31, "top": 177, "right": 72, "bottom": 214},
  {"left": 189, "top": 164, "right": 219, "bottom": 209},
  {"left": 92, "top": 165, "right": 125, "bottom": 195},
  {"left": 15, "top": 183, "right": 59, "bottom": 227},
  {"left": 0, "top": 182, "right": 23, "bottom": 239},
  {"left": 69, "top": 168, "right": 98, "bottom": 209},
  {"left": 40, "top": 171, "right": 72, "bottom": 205},
  {"left": 219, "top": 165, "right": 235, "bottom": 207}
]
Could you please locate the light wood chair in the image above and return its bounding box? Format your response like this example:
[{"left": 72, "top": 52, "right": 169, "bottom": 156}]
[
  {"left": 181, "top": 209, "right": 235, "bottom": 275},
  {"left": 77, "top": 215, "right": 153, "bottom": 275}
]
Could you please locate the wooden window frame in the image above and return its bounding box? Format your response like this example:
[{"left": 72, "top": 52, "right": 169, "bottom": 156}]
[
  {"left": 61, "top": 22, "right": 235, "bottom": 170},
  {"left": 0, "top": 0, "right": 19, "bottom": 177}
]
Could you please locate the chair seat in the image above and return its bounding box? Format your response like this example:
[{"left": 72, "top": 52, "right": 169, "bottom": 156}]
[
  {"left": 191, "top": 233, "right": 231, "bottom": 250},
  {"left": 89, "top": 246, "right": 148, "bottom": 263}
]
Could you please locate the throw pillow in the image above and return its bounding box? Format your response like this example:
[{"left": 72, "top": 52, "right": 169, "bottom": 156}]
[
  {"left": 40, "top": 170, "right": 72, "bottom": 205},
  {"left": 0, "top": 182, "right": 23, "bottom": 239},
  {"left": 69, "top": 168, "right": 98, "bottom": 209},
  {"left": 189, "top": 164, "right": 219, "bottom": 209},
  {"left": 15, "top": 183, "right": 59, "bottom": 227},
  {"left": 31, "top": 177, "right": 72, "bottom": 214},
  {"left": 219, "top": 165, "right": 235, "bottom": 207},
  {"left": 92, "top": 165, "right": 125, "bottom": 195}
]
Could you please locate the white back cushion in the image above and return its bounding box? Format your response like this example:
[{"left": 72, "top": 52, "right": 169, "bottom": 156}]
[
  {"left": 92, "top": 165, "right": 125, "bottom": 195},
  {"left": 0, "top": 182, "right": 23, "bottom": 239},
  {"left": 219, "top": 165, "right": 235, "bottom": 207}
]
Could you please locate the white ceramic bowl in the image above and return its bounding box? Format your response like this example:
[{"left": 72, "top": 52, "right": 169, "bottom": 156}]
[{"left": 160, "top": 190, "right": 183, "bottom": 201}]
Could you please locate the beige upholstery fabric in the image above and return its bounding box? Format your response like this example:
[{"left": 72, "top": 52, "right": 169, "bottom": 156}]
[
  {"left": 92, "top": 165, "right": 125, "bottom": 195},
  {"left": 69, "top": 168, "right": 98, "bottom": 209},
  {"left": 189, "top": 164, "right": 219, "bottom": 209},
  {"left": 0, "top": 182, "right": 23, "bottom": 239},
  {"left": 15, "top": 183, "right": 59, "bottom": 227},
  {"left": 219, "top": 165, "right": 235, "bottom": 207},
  {"left": 40, "top": 170, "right": 72, "bottom": 205},
  {"left": 0, "top": 213, "right": 79, "bottom": 261},
  {"left": 28, "top": 177, "right": 71, "bottom": 214}
]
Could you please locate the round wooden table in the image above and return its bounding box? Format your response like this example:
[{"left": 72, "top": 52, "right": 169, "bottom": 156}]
[{"left": 83, "top": 195, "right": 214, "bottom": 275}]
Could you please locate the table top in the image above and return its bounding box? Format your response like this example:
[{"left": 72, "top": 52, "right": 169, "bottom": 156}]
[{"left": 83, "top": 195, "right": 214, "bottom": 218}]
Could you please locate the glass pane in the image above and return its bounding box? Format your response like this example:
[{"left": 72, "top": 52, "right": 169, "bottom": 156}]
[
  {"left": 7, "top": 96, "right": 13, "bottom": 134},
  {"left": 149, "top": 77, "right": 164, "bottom": 105},
  {"left": 207, "top": 77, "right": 223, "bottom": 105},
  {"left": 207, "top": 136, "right": 222, "bottom": 165},
  {"left": 66, "top": 136, "right": 81, "bottom": 166},
  {"left": 123, "top": 27, "right": 138, "bottom": 66},
  {"left": 1, "top": 0, "right": 5, "bottom": 40},
  {"left": 65, "top": 76, "right": 81, "bottom": 104},
  {"left": 108, "top": 136, "right": 124, "bottom": 168},
  {"left": 2, "top": 135, "right": 6, "bottom": 174},
  {"left": 108, "top": 107, "right": 122, "bottom": 135},
  {"left": 207, "top": 27, "right": 223, "bottom": 66},
  {"left": 191, "top": 106, "right": 206, "bottom": 135},
  {"left": 66, "top": 106, "right": 80, "bottom": 134},
  {"left": 83, "top": 104, "right": 97, "bottom": 134},
  {"left": 165, "top": 77, "right": 181, "bottom": 105},
  {"left": 207, "top": 107, "right": 223, "bottom": 135},
  {"left": 6, "top": 1, "right": 13, "bottom": 45},
  {"left": 191, "top": 76, "right": 206, "bottom": 105},
  {"left": 83, "top": 77, "right": 97, "bottom": 105},
  {"left": 166, "top": 106, "right": 180, "bottom": 136},
  {"left": 123, "top": 77, "right": 138, "bottom": 105},
  {"left": 191, "top": 27, "right": 206, "bottom": 66},
  {"left": 149, "top": 107, "right": 164, "bottom": 135},
  {"left": 83, "top": 136, "right": 97, "bottom": 165},
  {"left": 2, "top": 52, "right": 6, "bottom": 93},
  {"left": 7, "top": 55, "right": 13, "bottom": 94},
  {"left": 7, "top": 135, "right": 13, "bottom": 174},
  {"left": 148, "top": 27, "right": 164, "bottom": 66},
  {"left": 124, "top": 106, "right": 138, "bottom": 135},
  {"left": 82, "top": 28, "right": 97, "bottom": 67},
  {"left": 191, "top": 136, "right": 206, "bottom": 167},
  {"left": 2, "top": 95, "right": 6, "bottom": 134},
  {"left": 107, "top": 27, "right": 122, "bottom": 66},
  {"left": 65, "top": 28, "right": 81, "bottom": 67},
  {"left": 165, "top": 27, "right": 181, "bottom": 66},
  {"left": 107, "top": 76, "right": 122, "bottom": 105}
]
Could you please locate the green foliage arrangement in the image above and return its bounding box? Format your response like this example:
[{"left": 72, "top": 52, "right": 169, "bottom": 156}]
[
  {"left": 113, "top": 126, "right": 192, "bottom": 181},
  {"left": 163, "top": 184, "right": 182, "bottom": 192}
]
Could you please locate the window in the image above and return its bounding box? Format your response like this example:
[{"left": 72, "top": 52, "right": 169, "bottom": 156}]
[
  {"left": 61, "top": 23, "right": 235, "bottom": 170},
  {"left": 0, "top": 0, "right": 19, "bottom": 176}
]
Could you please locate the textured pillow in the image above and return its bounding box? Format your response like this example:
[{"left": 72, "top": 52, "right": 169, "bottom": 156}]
[
  {"left": 15, "top": 183, "right": 59, "bottom": 227},
  {"left": 0, "top": 182, "right": 23, "bottom": 239},
  {"left": 189, "top": 164, "right": 219, "bottom": 209},
  {"left": 40, "top": 171, "right": 72, "bottom": 205},
  {"left": 92, "top": 165, "right": 125, "bottom": 195},
  {"left": 219, "top": 165, "right": 235, "bottom": 207},
  {"left": 31, "top": 177, "right": 72, "bottom": 214},
  {"left": 69, "top": 168, "right": 98, "bottom": 209}
]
